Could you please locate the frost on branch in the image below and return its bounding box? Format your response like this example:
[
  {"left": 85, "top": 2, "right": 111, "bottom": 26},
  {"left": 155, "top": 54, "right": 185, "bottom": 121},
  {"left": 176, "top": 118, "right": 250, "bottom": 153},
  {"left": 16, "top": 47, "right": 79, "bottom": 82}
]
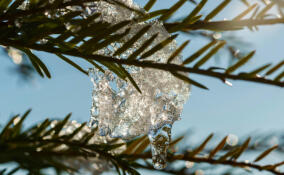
[{"left": 87, "top": 0, "right": 190, "bottom": 169}]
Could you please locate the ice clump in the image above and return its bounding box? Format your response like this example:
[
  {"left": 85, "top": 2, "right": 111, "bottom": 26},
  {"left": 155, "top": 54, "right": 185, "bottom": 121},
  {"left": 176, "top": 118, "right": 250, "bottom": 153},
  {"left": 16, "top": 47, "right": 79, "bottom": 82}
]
[{"left": 87, "top": 0, "right": 190, "bottom": 169}]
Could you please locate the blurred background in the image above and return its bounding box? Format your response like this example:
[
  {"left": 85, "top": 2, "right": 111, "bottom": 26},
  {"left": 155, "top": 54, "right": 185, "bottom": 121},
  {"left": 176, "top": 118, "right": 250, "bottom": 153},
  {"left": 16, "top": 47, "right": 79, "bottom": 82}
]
[{"left": 0, "top": 0, "right": 283, "bottom": 174}]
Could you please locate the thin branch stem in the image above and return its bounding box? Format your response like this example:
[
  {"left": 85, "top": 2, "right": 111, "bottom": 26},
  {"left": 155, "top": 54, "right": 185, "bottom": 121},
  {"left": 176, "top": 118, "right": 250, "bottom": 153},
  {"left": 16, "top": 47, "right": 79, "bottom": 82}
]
[
  {"left": 5, "top": 139, "right": 283, "bottom": 174},
  {"left": 1, "top": 39, "right": 283, "bottom": 87},
  {"left": 128, "top": 153, "right": 284, "bottom": 175},
  {"left": 5, "top": 138, "right": 114, "bottom": 158},
  {"left": 2, "top": 138, "right": 138, "bottom": 174},
  {"left": 165, "top": 18, "right": 284, "bottom": 31},
  {"left": 0, "top": 0, "right": 96, "bottom": 21}
]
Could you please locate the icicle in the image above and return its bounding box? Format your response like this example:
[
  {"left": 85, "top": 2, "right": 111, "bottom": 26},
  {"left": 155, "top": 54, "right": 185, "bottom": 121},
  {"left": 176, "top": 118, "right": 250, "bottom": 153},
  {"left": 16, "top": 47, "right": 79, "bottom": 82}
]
[{"left": 148, "top": 124, "right": 172, "bottom": 169}]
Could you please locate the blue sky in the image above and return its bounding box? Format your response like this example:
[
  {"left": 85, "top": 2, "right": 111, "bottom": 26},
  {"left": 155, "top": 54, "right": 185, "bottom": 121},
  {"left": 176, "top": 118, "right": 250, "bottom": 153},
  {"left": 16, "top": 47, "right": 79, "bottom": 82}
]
[{"left": 0, "top": 0, "right": 283, "bottom": 174}]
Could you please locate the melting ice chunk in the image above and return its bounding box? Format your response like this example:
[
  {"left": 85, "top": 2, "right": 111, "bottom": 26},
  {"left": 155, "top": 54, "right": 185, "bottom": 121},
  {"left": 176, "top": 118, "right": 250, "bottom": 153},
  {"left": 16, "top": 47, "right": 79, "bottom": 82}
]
[{"left": 86, "top": 0, "right": 190, "bottom": 170}]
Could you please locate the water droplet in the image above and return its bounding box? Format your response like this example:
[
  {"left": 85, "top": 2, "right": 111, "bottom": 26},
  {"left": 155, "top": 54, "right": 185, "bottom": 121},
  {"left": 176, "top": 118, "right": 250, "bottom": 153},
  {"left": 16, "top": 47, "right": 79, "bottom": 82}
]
[
  {"left": 226, "top": 134, "right": 238, "bottom": 146},
  {"left": 8, "top": 48, "right": 23, "bottom": 65},
  {"left": 185, "top": 161, "right": 194, "bottom": 168},
  {"left": 224, "top": 80, "right": 233, "bottom": 87},
  {"left": 13, "top": 117, "right": 21, "bottom": 125},
  {"left": 50, "top": 120, "right": 58, "bottom": 128},
  {"left": 213, "top": 32, "right": 222, "bottom": 40},
  {"left": 39, "top": 38, "right": 48, "bottom": 44},
  {"left": 244, "top": 160, "right": 251, "bottom": 171}
]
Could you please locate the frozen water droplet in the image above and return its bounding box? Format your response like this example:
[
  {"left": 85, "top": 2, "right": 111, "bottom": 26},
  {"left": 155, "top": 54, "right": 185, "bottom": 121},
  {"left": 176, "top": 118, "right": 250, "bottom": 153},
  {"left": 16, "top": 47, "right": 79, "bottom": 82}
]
[
  {"left": 7, "top": 47, "right": 23, "bottom": 65},
  {"left": 224, "top": 80, "right": 233, "bottom": 87},
  {"left": 39, "top": 38, "right": 48, "bottom": 44},
  {"left": 13, "top": 117, "right": 21, "bottom": 125},
  {"left": 185, "top": 161, "right": 194, "bottom": 168},
  {"left": 213, "top": 32, "right": 222, "bottom": 39},
  {"left": 226, "top": 134, "right": 239, "bottom": 146}
]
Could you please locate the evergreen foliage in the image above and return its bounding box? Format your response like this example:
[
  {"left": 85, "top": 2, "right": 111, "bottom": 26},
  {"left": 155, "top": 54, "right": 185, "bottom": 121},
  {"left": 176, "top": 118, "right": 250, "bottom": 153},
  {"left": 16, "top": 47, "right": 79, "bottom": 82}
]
[{"left": 1, "top": 0, "right": 284, "bottom": 174}]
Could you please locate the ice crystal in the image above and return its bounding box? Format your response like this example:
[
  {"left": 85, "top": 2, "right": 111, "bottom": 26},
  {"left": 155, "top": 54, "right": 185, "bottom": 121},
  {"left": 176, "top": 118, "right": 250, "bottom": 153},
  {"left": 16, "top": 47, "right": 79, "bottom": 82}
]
[{"left": 88, "top": 0, "right": 190, "bottom": 169}]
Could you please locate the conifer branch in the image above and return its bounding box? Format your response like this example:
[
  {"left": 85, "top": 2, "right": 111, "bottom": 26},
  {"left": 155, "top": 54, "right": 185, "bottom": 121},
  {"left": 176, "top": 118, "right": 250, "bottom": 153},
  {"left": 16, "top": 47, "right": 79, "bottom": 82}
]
[
  {"left": 1, "top": 38, "right": 283, "bottom": 88},
  {"left": 1, "top": 111, "right": 284, "bottom": 175},
  {"left": 129, "top": 153, "right": 284, "bottom": 175},
  {"left": 165, "top": 18, "right": 284, "bottom": 31}
]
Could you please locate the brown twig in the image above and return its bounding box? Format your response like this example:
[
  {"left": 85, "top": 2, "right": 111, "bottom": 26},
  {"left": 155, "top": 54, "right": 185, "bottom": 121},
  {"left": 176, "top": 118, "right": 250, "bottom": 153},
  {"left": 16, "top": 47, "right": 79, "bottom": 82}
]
[
  {"left": 1, "top": 39, "right": 283, "bottom": 88},
  {"left": 0, "top": 0, "right": 96, "bottom": 21},
  {"left": 165, "top": 18, "right": 284, "bottom": 31},
  {"left": 127, "top": 153, "right": 284, "bottom": 175}
]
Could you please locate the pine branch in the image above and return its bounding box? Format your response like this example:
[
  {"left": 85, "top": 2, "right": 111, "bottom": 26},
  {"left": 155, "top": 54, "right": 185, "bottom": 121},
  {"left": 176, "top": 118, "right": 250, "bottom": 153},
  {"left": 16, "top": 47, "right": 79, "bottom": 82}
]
[
  {"left": 2, "top": 38, "right": 283, "bottom": 88},
  {"left": 129, "top": 153, "right": 284, "bottom": 175},
  {"left": 122, "top": 132, "right": 284, "bottom": 175},
  {"left": 1, "top": 0, "right": 284, "bottom": 174},
  {"left": 165, "top": 18, "right": 284, "bottom": 31},
  {"left": 210, "top": 132, "right": 284, "bottom": 155},
  {"left": 0, "top": 0, "right": 95, "bottom": 21},
  {"left": 2, "top": 110, "right": 284, "bottom": 175},
  {"left": 0, "top": 0, "right": 283, "bottom": 89},
  {"left": 0, "top": 0, "right": 145, "bottom": 25},
  {"left": 0, "top": 110, "right": 139, "bottom": 175}
]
